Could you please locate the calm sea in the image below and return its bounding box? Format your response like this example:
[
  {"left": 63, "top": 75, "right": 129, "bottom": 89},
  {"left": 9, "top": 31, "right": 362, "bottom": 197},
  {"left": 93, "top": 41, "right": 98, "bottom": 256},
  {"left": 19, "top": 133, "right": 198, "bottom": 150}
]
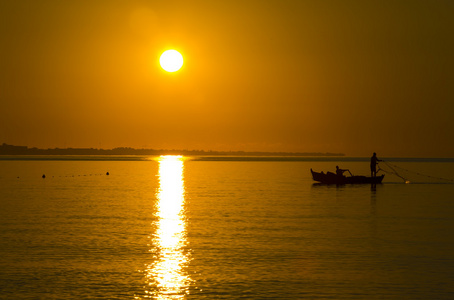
[{"left": 1, "top": 156, "right": 453, "bottom": 299}]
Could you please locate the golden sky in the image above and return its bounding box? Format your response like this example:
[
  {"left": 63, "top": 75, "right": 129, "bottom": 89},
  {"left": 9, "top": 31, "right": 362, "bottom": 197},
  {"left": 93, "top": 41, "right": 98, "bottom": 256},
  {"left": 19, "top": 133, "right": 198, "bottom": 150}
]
[{"left": 1, "top": 0, "right": 453, "bottom": 157}]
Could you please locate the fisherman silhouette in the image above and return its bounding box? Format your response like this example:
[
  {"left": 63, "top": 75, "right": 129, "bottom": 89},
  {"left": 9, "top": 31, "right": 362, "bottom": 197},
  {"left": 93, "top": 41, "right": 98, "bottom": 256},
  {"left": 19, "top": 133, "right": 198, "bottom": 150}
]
[
  {"left": 370, "top": 152, "right": 382, "bottom": 177},
  {"left": 336, "top": 166, "right": 348, "bottom": 177}
]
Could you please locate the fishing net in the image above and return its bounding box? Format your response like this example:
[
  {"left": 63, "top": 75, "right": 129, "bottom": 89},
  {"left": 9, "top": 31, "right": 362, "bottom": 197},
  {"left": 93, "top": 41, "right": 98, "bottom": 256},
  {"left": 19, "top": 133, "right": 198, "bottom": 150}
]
[{"left": 377, "top": 161, "right": 454, "bottom": 184}]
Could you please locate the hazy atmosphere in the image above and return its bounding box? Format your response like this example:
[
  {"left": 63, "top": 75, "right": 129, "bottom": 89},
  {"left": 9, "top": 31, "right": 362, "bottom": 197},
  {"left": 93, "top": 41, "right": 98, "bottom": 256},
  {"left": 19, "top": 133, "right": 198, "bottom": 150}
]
[{"left": 1, "top": 0, "right": 453, "bottom": 157}]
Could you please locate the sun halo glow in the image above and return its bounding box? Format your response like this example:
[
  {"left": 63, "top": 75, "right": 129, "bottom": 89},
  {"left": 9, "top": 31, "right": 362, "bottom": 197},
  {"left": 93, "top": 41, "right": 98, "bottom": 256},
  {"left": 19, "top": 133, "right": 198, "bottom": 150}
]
[{"left": 160, "top": 50, "right": 184, "bottom": 72}]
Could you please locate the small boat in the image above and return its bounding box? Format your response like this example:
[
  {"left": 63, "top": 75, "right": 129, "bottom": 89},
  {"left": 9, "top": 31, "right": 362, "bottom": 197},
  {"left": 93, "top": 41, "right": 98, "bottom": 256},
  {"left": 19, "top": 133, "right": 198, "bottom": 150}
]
[{"left": 311, "top": 169, "right": 384, "bottom": 184}]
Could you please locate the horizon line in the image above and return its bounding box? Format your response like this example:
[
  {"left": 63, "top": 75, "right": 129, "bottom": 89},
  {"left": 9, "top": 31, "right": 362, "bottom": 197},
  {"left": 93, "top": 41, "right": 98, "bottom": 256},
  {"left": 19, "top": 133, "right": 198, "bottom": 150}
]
[{"left": 0, "top": 143, "right": 345, "bottom": 157}]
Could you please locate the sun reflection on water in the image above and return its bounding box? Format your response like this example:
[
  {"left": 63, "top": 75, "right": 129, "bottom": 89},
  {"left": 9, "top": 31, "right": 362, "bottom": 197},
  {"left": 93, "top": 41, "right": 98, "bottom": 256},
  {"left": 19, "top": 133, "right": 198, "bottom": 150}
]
[{"left": 144, "top": 155, "right": 191, "bottom": 299}]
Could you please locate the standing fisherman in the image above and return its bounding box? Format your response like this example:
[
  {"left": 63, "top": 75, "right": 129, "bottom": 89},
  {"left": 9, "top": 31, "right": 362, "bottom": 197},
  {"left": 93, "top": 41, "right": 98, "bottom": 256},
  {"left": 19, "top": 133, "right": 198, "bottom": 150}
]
[{"left": 370, "top": 152, "right": 382, "bottom": 177}]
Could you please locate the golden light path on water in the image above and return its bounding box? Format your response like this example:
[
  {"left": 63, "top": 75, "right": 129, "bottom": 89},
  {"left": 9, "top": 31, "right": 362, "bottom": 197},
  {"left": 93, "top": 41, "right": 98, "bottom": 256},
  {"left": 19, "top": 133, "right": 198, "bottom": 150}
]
[{"left": 143, "top": 155, "right": 191, "bottom": 299}]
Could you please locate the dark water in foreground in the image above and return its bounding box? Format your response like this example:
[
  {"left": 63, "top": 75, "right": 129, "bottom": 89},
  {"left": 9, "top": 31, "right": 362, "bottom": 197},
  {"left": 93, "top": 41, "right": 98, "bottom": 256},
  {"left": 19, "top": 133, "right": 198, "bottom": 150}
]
[{"left": 0, "top": 156, "right": 453, "bottom": 299}]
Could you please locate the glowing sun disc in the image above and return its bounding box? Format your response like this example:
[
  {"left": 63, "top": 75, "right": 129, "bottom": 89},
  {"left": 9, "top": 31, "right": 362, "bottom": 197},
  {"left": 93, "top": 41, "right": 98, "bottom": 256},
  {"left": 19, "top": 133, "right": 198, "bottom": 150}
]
[{"left": 160, "top": 50, "right": 183, "bottom": 72}]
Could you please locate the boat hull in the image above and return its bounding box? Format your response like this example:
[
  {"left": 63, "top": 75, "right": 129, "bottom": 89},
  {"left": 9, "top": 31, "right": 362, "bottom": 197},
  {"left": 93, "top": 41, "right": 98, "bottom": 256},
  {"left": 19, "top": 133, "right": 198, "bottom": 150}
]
[{"left": 311, "top": 169, "right": 384, "bottom": 184}]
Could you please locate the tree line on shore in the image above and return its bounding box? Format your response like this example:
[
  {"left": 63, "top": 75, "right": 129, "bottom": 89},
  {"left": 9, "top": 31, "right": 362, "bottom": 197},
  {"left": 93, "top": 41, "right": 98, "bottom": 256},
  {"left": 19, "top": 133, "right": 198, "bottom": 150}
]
[{"left": 0, "top": 143, "right": 344, "bottom": 157}]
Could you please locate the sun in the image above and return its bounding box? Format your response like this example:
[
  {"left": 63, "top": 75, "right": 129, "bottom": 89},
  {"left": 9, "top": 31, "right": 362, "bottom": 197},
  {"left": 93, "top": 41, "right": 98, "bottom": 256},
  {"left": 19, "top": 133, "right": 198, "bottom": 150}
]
[{"left": 160, "top": 50, "right": 183, "bottom": 72}]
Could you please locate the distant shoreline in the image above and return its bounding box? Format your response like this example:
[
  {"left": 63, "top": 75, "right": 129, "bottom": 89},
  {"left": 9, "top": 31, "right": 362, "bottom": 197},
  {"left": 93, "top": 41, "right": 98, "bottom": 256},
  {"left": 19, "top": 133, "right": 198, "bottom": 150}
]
[
  {"left": 0, "top": 143, "right": 344, "bottom": 157},
  {"left": 0, "top": 155, "right": 453, "bottom": 163}
]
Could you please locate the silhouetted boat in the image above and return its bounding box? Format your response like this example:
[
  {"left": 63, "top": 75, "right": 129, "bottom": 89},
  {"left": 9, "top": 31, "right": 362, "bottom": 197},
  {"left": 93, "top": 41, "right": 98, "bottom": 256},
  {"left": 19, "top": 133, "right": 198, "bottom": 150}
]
[{"left": 311, "top": 169, "right": 384, "bottom": 184}]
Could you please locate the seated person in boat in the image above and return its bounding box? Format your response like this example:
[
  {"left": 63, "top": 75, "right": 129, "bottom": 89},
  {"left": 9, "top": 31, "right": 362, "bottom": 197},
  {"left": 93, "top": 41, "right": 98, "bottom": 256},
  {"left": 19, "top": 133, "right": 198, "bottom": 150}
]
[{"left": 336, "top": 166, "right": 348, "bottom": 177}]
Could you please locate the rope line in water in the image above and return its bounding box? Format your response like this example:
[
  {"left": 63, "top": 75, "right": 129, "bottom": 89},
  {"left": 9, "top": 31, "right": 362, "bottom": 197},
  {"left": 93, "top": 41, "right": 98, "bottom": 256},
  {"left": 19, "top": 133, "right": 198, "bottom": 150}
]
[
  {"left": 38, "top": 172, "right": 110, "bottom": 179},
  {"left": 379, "top": 161, "right": 454, "bottom": 183}
]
